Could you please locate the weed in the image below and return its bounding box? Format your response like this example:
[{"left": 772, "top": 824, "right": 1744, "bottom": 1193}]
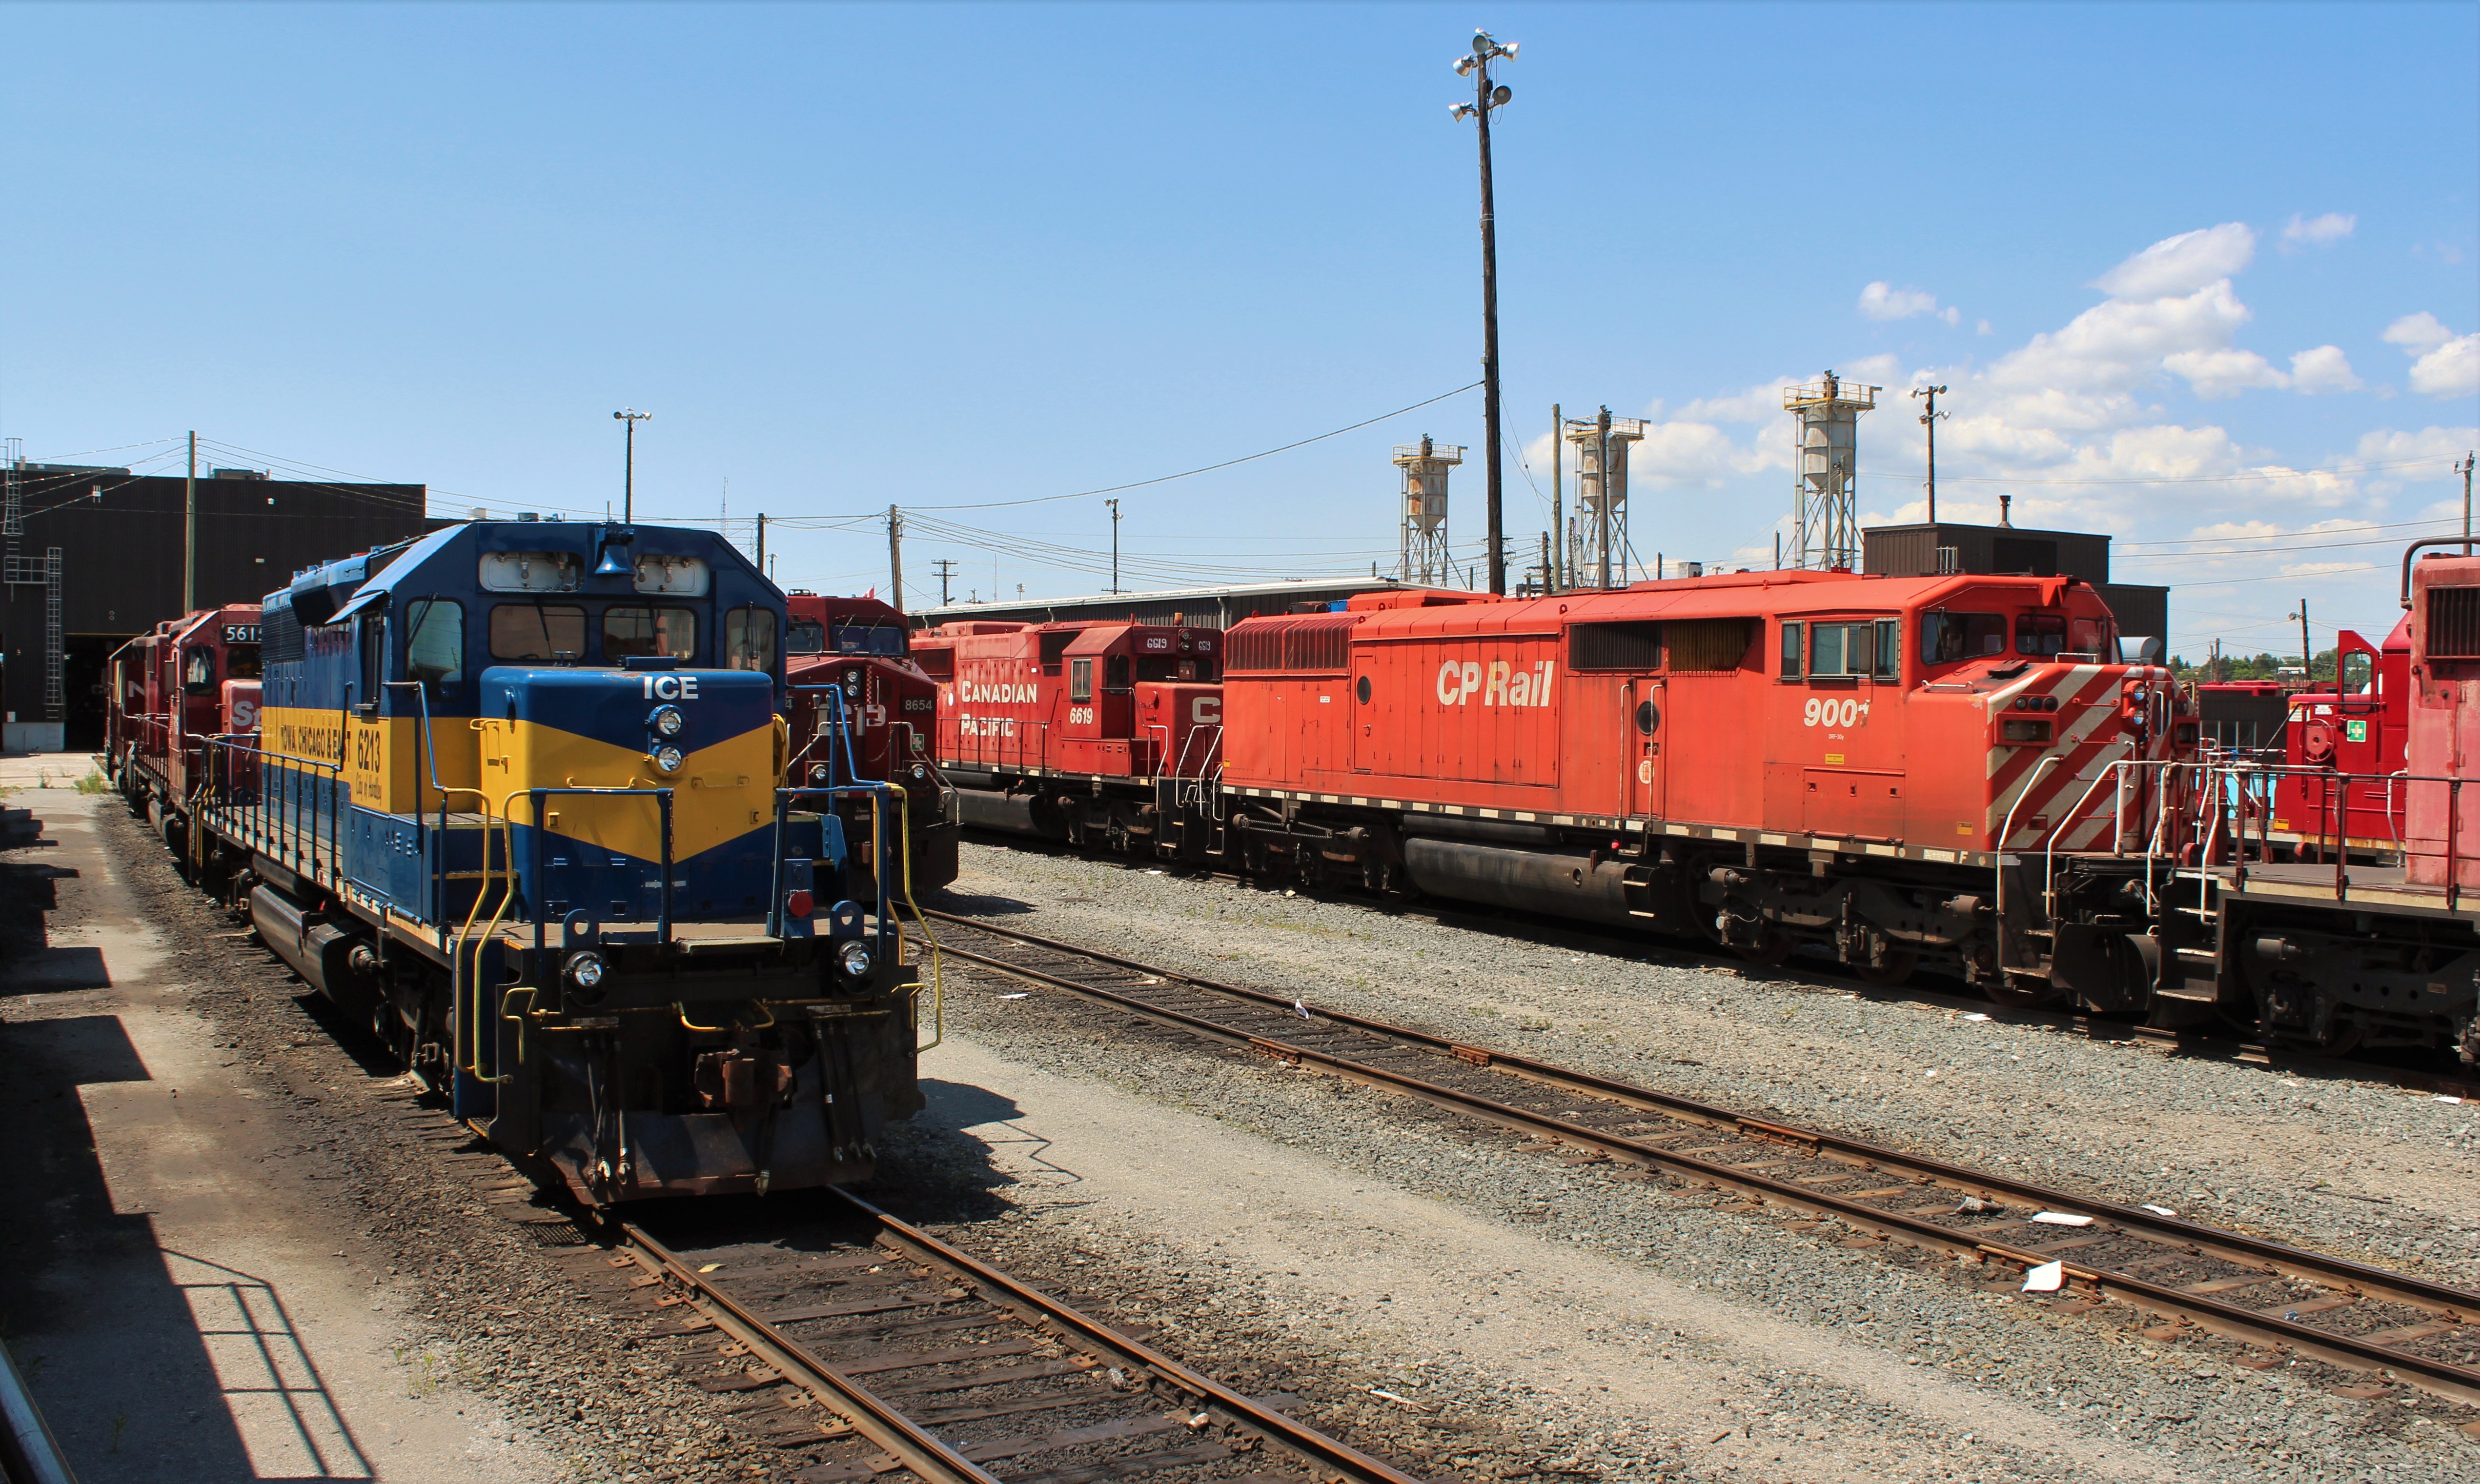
[{"left": 74, "top": 769, "right": 111, "bottom": 795}]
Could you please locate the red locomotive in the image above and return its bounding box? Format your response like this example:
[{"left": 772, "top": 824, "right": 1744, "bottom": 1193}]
[
  {"left": 2265, "top": 618, "right": 2410, "bottom": 860},
  {"left": 781, "top": 592, "right": 959, "bottom": 894},
  {"left": 103, "top": 604, "right": 263, "bottom": 862},
  {"left": 912, "top": 617, "right": 1225, "bottom": 851}
]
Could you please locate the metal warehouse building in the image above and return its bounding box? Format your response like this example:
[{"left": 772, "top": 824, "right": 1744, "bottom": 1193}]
[{"left": 2, "top": 459, "right": 435, "bottom": 751}]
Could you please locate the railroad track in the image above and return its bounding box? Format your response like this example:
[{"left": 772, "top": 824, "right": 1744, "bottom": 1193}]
[
  {"left": 609, "top": 1190, "right": 1426, "bottom": 1484},
  {"left": 920, "top": 908, "right": 2480, "bottom": 1410},
  {"left": 960, "top": 835, "right": 2480, "bottom": 1101}
]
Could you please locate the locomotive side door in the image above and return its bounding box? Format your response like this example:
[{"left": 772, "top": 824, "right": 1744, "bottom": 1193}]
[{"left": 1626, "top": 678, "right": 1666, "bottom": 820}]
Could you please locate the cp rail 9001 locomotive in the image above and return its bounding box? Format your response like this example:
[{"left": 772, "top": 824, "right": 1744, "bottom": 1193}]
[{"left": 134, "top": 518, "right": 926, "bottom": 1203}]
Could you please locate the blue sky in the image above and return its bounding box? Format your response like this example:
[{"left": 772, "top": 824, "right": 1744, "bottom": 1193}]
[{"left": 4, "top": 2, "right": 2474, "bottom": 659}]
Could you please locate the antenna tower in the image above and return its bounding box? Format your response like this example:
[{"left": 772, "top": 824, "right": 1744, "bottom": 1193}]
[
  {"left": 1784, "top": 371, "right": 1878, "bottom": 571},
  {"left": 1393, "top": 436, "right": 1464, "bottom": 586}
]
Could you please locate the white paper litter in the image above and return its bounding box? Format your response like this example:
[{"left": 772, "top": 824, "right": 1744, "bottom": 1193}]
[
  {"left": 1963, "top": 1012, "right": 1992, "bottom": 1023},
  {"left": 996, "top": 992, "right": 1030, "bottom": 1001},
  {"left": 1293, "top": 999, "right": 1313, "bottom": 1019},
  {"left": 2022, "top": 1261, "right": 2066, "bottom": 1292},
  {"left": 2141, "top": 1203, "right": 2178, "bottom": 1217},
  {"left": 2030, "top": 1211, "right": 2094, "bottom": 1227},
  {"left": 2436, "top": 1095, "right": 2464, "bottom": 1104}
]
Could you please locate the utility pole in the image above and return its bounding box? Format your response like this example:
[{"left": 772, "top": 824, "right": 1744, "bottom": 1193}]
[
  {"left": 613, "top": 408, "right": 650, "bottom": 522},
  {"left": 886, "top": 504, "right": 904, "bottom": 612},
  {"left": 1549, "top": 402, "right": 1563, "bottom": 592},
  {"left": 1105, "top": 498, "right": 1121, "bottom": 594},
  {"left": 181, "top": 428, "right": 193, "bottom": 614},
  {"left": 932, "top": 559, "right": 957, "bottom": 606},
  {"left": 2461, "top": 451, "right": 2475, "bottom": 555},
  {"left": 1912, "top": 384, "right": 1948, "bottom": 524},
  {"left": 1451, "top": 30, "right": 1518, "bottom": 595},
  {"left": 755, "top": 512, "right": 767, "bottom": 578},
  {"left": 2288, "top": 599, "right": 2311, "bottom": 681}
]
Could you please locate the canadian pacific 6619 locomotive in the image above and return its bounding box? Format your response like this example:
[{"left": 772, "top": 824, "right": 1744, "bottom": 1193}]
[{"left": 159, "top": 518, "right": 925, "bottom": 1203}]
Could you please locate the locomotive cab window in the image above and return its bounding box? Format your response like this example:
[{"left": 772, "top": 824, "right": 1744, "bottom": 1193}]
[
  {"left": 491, "top": 602, "right": 587, "bottom": 662},
  {"left": 357, "top": 614, "right": 385, "bottom": 708},
  {"left": 1920, "top": 611, "right": 2007, "bottom": 666},
  {"left": 1809, "top": 620, "right": 1900, "bottom": 680},
  {"left": 183, "top": 647, "right": 214, "bottom": 694},
  {"left": 1780, "top": 622, "right": 1803, "bottom": 678},
  {"left": 725, "top": 606, "right": 778, "bottom": 673},
  {"left": 405, "top": 598, "right": 465, "bottom": 700},
  {"left": 226, "top": 647, "right": 262, "bottom": 681},
  {"left": 832, "top": 623, "right": 906, "bottom": 656},
  {"left": 2016, "top": 613, "right": 2068, "bottom": 658},
  {"left": 606, "top": 605, "right": 698, "bottom": 662},
  {"left": 1070, "top": 658, "right": 1094, "bottom": 703},
  {"left": 785, "top": 619, "right": 827, "bottom": 655},
  {"left": 1106, "top": 655, "right": 1132, "bottom": 693}
]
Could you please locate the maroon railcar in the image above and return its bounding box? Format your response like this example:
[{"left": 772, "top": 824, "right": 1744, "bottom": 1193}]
[
  {"left": 105, "top": 603, "right": 263, "bottom": 861},
  {"left": 781, "top": 593, "right": 958, "bottom": 894},
  {"left": 912, "top": 618, "right": 1222, "bottom": 852}
]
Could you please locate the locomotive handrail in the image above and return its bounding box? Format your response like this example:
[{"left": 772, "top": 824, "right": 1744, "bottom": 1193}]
[
  {"left": 527, "top": 786, "right": 677, "bottom": 965},
  {"left": 1992, "top": 754, "right": 2061, "bottom": 920},
  {"left": 2399, "top": 536, "right": 2475, "bottom": 605},
  {"left": 382, "top": 679, "right": 488, "bottom": 939}
]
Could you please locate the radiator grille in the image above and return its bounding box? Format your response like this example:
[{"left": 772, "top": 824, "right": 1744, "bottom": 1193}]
[
  {"left": 1665, "top": 618, "right": 1753, "bottom": 673},
  {"left": 1225, "top": 614, "right": 1354, "bottom": 671},
  {"left": 2428, "top": 585, "right": 2480, "bottom": 660},
  {"left": 1569, "top": 622, "right": 1663, "bottom": 671}
]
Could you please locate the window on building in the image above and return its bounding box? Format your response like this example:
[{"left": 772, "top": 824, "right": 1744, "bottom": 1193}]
[
  {"left": 490, "top": 603, "right": 587, "bottom": 662},
  {"left": 405, "top": 599, "right": 465, "bottom": 700},
  {"left": 605, "top": 606, "right": 699, "bottom": 662},
  {"left": 724, "top": 607, "right": 778, "bottom": 673},
  {"left": 1920, "top": 611, "right": 2009, "bottom": 665}
]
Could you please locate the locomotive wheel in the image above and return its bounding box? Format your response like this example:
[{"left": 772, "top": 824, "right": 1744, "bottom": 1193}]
[
  {"left": 1733, "top": 928, "right": 1793, "bottom": 969},
  {"left": 1982, "top": 974, "right": 2060, "bottom": 1010},
  {"left": 1852, "top": 949, "right": 1919, "bottom": 988}
]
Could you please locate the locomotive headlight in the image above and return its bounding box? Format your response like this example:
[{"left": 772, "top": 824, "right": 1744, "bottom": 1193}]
[
  {"left": 909, "top": 763, "right": 928, "bottom": 782},
  {"left": 649, "top": 703, "right": 686, "bottom": 738},
  {"left": 841, "top": 668, "right": 863, "bottom": 695},
  {"left": 837, "top": 940, "right": 874, "bottom": 980},
  {"left": 651, "top": 743, "right": 685, "bottom": 774},
  {"left": 809, "top": 763, "right": 830, "bottom": 784},
  {"left": 565, "top": 950, "right": 608, "bottom": 991}
]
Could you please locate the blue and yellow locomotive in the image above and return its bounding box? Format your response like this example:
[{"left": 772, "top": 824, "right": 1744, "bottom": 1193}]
[{"left": 197, "top": 517, "right": 926, "bottom": 1203}]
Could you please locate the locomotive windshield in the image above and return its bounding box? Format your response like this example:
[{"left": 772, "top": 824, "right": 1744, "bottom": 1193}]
[
  {"left": 830, "top": 622, "right": 908, "bottom": 656},
  {"left": 605, "top": 605, "right": 698, "bottom": 662},
  {"left": 1920, "top": 611, "right": 2008, "bottom": 665},
  {"left": 490, "top": 602, "right": 587, "bottom": 662},
  {"left": 786, "top": 619, "right": 827, "bottom": 655},
  {"left": 227, "top": 647, "right": 263, "bottom": 681}
]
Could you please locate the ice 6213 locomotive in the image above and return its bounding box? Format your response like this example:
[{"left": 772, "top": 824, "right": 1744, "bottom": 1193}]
[{"left": 147, "top": 519, "right": 926, "bottom": 1203}]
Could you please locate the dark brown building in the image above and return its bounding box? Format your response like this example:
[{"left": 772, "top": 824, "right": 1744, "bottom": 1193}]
[
  {"left": 2, "top": 461, "right": 436, "bottom": 751},
  {"left": 1862, "top": 520, "right": 2169, "bottom": 657}
]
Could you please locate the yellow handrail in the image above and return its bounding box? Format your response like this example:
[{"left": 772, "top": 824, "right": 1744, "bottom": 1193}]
[{"left": 884, "top": 783, "right": 947, "bottom": 1052}]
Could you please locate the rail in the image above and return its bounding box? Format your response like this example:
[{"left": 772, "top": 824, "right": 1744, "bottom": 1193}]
[
  {"left": 613, "top": 1188, "right": 1427, "bottom": 1484},
  {"left": 925, "top": 912, "right": 2480, "bottom": 1408},
  {"left": 203, "top": 734, "right": 347, "bottom": 887}
]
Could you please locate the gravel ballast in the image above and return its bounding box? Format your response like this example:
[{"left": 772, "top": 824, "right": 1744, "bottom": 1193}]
[{"left": 884, "top": 840, "right": 2480, "bottom": 1484}]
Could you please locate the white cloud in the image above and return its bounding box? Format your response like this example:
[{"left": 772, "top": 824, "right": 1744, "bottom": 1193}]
[
  {"left": 1991, "top": 279, "right": 2253, "bottom": 400},
  {"left": 1975, "top": 319, "right": 1993, "bottom": 336},
  {"left": 2287, "top": 344, "right": 2361, "bottom": 394},
  {"left": 2280, "top": 212, "right": 2355, "bottom": 248},
  {"left": 2384, "top": 312, "right": 2453, "bottom": 354},
  {"left": 2384, "top": 313, "right": 2480, "bottom": 397},
  {"left": 2092, "top": 222, "right": 2257, "bottom": 300},
  {"left": 1677, "top": 379, "right": 1797, "bottom": 425},
  {"left": 2166, "top": 348, "right": 2288, "bottom": 399},
  {"left": 1858, "top": 281, "right": 1937, "bottom": 321}
]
